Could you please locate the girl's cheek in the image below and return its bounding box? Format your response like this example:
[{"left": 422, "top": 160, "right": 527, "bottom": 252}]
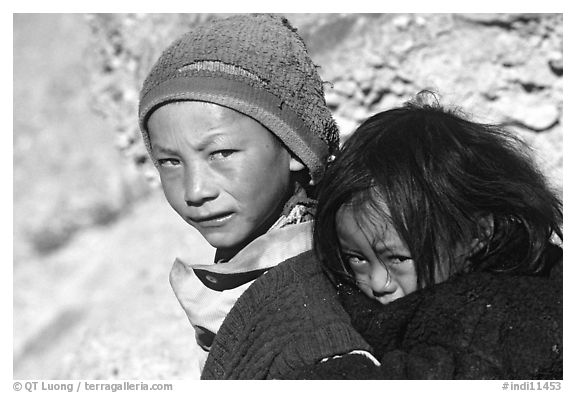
[
  {"left": 356, "top": 281, "right": 374, "bottom": 299},
  {"left": 353, "top": 273, "right": 371, "bottom": 295}
]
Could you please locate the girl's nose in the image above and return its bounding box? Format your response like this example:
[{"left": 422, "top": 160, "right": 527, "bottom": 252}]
[{"left": 370, "top": 264, "right": 394, "bottom": 298}]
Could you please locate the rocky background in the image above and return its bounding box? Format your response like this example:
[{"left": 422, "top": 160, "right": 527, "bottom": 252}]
[{"left": 13, "top": 13, "right": 563, "bottom": 379}]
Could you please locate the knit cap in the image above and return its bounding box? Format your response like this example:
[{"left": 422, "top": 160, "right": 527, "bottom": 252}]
[{"left": 139, "top": 14, "right": 339, "bottom": 184}]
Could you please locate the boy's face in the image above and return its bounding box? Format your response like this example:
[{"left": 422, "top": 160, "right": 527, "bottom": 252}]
[
  {"left": 336, "top": 204, "right": 418, "bottom": 305},
  {"left": 147, "top": 101, "right": 301, "bottom": 255}
]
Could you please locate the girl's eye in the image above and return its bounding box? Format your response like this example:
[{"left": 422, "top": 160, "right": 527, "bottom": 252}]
[
  {"left": 345, "top": 254, "right": 370, "bottom": 274},
  {"left": 210, "top": 150, "right": 236, "bottom": 160},
  {"left": 387, "top": 255, "right": 412, "bottom": 265},
  {"left": 157, "top": 158, "right": 180, "bottom": 167},
  {"left": 344, "top": 254, "right": 368, "bottom": 267}
]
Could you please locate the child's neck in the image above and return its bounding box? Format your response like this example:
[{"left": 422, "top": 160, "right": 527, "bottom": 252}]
[
  {"left": 214, "top": 210, "right": 285, "bottom": 265},
  {"left": 214, "top": 248, "right": 241, "bottom": 264},
  {"left": 214, "top": 208, "right": 283, "bottom": 263},
  {"left": 214, "top": 183, "right": 298, "bottom": 263}
]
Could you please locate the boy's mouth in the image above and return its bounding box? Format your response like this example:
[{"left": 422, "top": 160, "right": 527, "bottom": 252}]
[{"left": 188, "top": 212, "right": 235, "bottom": 227}]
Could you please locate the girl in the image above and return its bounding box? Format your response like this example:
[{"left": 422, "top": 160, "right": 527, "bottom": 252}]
[{"left": 298, "top": 92, "right": 563, "bottom": 379}]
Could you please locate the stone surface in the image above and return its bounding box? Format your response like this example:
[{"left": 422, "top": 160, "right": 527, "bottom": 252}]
[{"left": 14, "top": 192, "right": 213, "bottom": 379}]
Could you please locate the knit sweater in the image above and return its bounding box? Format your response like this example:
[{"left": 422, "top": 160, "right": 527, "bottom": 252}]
[
  {"left": 292, "top": 245, "right": 563, "bottom": 380},
  {"left": 201, "top": 250, "right": 372, "bottom": 379}
]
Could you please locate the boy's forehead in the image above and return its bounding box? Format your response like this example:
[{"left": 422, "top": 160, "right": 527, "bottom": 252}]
[
  {"left": 216, "top": 104, "right": 246, "bottom": 121},
  {"left": 148, "top": 100, "right": 281, "bottom": 146},
  {"left": 149, "top": 101, "right": 249, "bottom": 130},
  {"left": 168, "top": 101, "right": 243, "bottom": 119}
]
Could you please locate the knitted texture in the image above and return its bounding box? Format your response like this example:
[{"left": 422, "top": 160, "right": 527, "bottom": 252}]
[
  {"left": 139, "top": 14, "right": 339, "bottom": 184},
  {"left": 292, "top": 246, "right": 563, "bottom": 379},
  {"left": 201, "top": 250, "right": 371, "bottom": 379}
]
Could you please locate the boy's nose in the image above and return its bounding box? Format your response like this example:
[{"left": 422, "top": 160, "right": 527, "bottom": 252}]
[{"left": 184, "top": 164, "right": 218, "bottom": 206}]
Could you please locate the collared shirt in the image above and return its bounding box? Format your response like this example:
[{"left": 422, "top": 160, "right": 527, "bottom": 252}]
[{"left": 169, "top": 193, "right": 316, "bottom": 374}]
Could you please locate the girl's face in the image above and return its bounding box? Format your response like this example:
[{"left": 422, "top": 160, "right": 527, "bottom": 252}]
[{"left": 336, "top": 204, "right": 418, "bottom": 305}]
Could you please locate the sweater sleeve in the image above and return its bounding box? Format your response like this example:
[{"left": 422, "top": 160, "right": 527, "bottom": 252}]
[
  {"left": 290, "top": 347, "right": 460, "bottom": 379},
  {"left": 271, "top": 319, "right": 373, "bottom": 379},
  {"left": 290, "top": 353, "right": 384, "bottom": 379}
]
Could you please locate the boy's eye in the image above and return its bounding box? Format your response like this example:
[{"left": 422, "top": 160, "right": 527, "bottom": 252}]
[
  {"left": 210, "top": 150, "right": 236, "bottom": 160},
  {"left": 157, "top": 158, "right": 181, "bottom": 167}
]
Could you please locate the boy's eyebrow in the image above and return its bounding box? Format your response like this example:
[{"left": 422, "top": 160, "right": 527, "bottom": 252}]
[
  {"left": 199, "top": 132, "right": 234, "bottom": 149},
  {"left": 151, "top": 132, "right": 236, "bottom": 155},
  {"left": 151, "top": 144, "right": 179, "bottom": 155}
]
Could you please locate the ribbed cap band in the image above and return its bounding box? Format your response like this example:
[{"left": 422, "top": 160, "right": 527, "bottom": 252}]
[{"left": 139, "top": 14, "right": 339, "bottom": 184}]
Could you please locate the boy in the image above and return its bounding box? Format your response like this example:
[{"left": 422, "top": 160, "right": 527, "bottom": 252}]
[{"left": 138, "top": 14, "right": 339, "bottom": 374}]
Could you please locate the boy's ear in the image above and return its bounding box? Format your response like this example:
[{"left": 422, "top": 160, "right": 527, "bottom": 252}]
[
  {"left": 469, "top": 214, "right": 494, "bottom": 255},
  {"left": 289, "top": 156, "right": 305, "bottom": 172}
]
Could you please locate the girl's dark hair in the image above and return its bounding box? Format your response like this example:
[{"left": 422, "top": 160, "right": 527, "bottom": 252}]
[{"left": 315, "top": 92, "right": 563, "bottom": 289}]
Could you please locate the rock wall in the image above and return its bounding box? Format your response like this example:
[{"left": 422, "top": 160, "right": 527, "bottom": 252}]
[
  {"left": 307, "top": 13, "right": 563, "bottom": 190},
  {"left": 13, "top": 14, "right": 151, "bottom": 261},
  {"left": 87, "top": 13, "right": 563, "bottom": 191}
]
